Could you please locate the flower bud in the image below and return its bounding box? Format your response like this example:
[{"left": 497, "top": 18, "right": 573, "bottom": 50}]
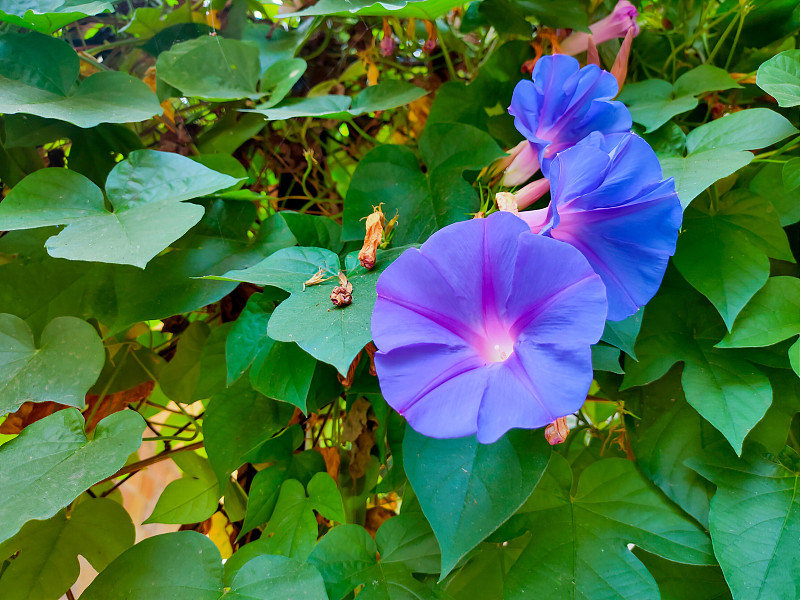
[
  {"left": 560, "top": 0, "right": 639, "bottom": 56},
  {"left": 502, "top": 141, "right": 541, "bottom": 187},
  {"left": 544, "top": 417, "right": 569, "bottom": 445},
  {"left": 495, "top": 192, "right": 519, "bottom": 214}
]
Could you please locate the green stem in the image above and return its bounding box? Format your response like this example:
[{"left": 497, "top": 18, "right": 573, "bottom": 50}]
[
  {"left": 435, "top": 24, "right": 458, "bottom": 81},
  {"left": 724, "top": 5, "right": 749, "bottom": 70}
]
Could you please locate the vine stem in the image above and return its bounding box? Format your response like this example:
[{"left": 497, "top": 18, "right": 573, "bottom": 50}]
[{"left": 98, "top": 441, "right": 204, "bottom": 484}]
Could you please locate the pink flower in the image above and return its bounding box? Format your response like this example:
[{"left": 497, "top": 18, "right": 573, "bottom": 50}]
[{"left": 560, "top": 1, "right": 639, "bottom": 56}]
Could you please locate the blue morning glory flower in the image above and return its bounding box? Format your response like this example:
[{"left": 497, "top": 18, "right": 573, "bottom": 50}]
[
  {"left": 508, "top": 54, "right": 632, "bottom": 170},
  {"left": 371, "top": 212, "right": 607, "bottom": 444},
  {"left": 520, "top": 132, "right": 682, "bottom": 321}
]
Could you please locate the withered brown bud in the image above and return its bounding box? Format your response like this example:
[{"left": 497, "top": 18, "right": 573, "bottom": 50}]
[
  {"left": 304, "top": 267, "right": 328, "bottom": 290},
  {"left": 472, "top": 211, "right": 486, "bottom": 219},
  {"left": 365, "top": 342, "right": 378, "bottom": 376},
  {"left": 330, "top": 272, "right": 353, "bottom": 307},
  {"left": 544, "top": 416, "right": 569, "bottom": 445},
  {"left": 358, "top": 207, "right": 384, "bottom": 270}
]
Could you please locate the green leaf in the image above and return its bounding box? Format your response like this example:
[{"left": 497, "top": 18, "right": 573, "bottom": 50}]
[
  {"left": 204, "top": 377, "right": 295, "bottom": 489},
  {"left": 216, "top": 247, "right": 405, "bottom": 375},
  {"left": 673, "top": 190, "right": 792, "bottom": 328},
  {"left": 156, "top": 36, "right": 264, "bottom": 101},
  {"left": 0, "top": 150, "right": 240, "bottom": 268},
  {"left": 619, "top": 79, "right": 698, "bottom": 133},
  {"left": 0, "top": 0, "right": 113, "bottom": 33},
  {"left": 673, "top": 64, "right": 743, "bottom": 97},
  {"left": 504, "top": 454, "right": 715, "bottom": 600},
  {"left": 259, "top": 472, "right": 345, "bottom": 560},
  {"left": 601, "top": 310, "right": 642, "bottom": 359},
  {"left": 660, "top": 149, "right": 754, "bottom": 209},
  {"left": 145, "top": 452, "right": 220, "bottom": 525},
  {"left": 632, "top": 549, "right": 732, "bottom": 600},
  {"left": 687, "top": 445, "right": 800, "bottom": 600},
  {"left": 281, "top": 0, "right": 464, "bottom": 19},
  {"left": 685, "top": 108, "right": 797, "bottom": 154},
  {"left": 0, "top": 31, "right": 160, "bottom": 127},
  {"left": 0, "top": 498, "right": 135, "bottom": 600},
  {"left": 159, "top": 321, "right": 211, "bottom": 404},
  {"left": 719, "top": 277, "right": 800, "bottom": 348},
  {"left": 80, "top": 531, "right": 224, "bottom": 600},
  {"left": 343, "top": 123, "right": 504, "bottom": 245},
  {"left": 403, "top": 427, "right": 551, "bottom": 578},
  {"left": 308, "top": 523, "right": 440, "bottom": 600},
  {"left": 782, "top": 156, "right": 800, "bottom": 191},
  {"left": 0, "top": 314, "right": 104, "bottom": 415},
  {"left": 621, "top": 282, "right": 773, "bottom": 454},
  {"left": 246, "top": 80, "right": 427, "bottom": 120},
  {"left": 227, "top": 554, "right": 328, "bottom": 600},
  {"left": 0, "top": 409, "right": 145, "bottom": 544},
  {"left": 240, "top": 426, "right": 325, "bottom": 536},
  {"left": 750, "top": 162, "right": 800, "bottom": 226},
  {"left": 592, "top": 343, "right": 624, "bottom": 373},
  {"left": 756, "top": 49, "right": 800, "bottom": 107},
  {"left": 251, "top": 341, "right": 316, "bottom": 413},
  {"left": 376, "top": 512, "right": 441, "bottom": 574},
  {"left": 623, "top": 367, "right": 722, "bottom": 527}
]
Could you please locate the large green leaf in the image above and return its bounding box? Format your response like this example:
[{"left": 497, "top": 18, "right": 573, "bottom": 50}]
[
  {"left": 203, "top": 377, "right": 295, "bottom": 489},
  {"left": 281, "top": 0, "right": 464, "bottom": 19},
  {"left": 80, "top": 531, "right": 224, "bottom": 600},
  {"left": 673, "top": 190, "right": 793, "bottom": 328},
  {"left": 719, "top": 277, "right": 800, "bottom": 348},
  {"left": 685, "top": 108, "right": 797, "bottom": 154},
  {"left": 403, "top": 428, "right": 551, "bottom": 578},
  {"left": 246, "top": 80, "right": 427, "bottom": 120},
  {"left": 0, "top": 409, "right": 145, "bottom": 544},
  {"left": 756, "top": 49, "right": 800, "bottom": 107},
  {"left": 0, "top": 314, "right": 104, "bottom": 416},
  {"left": 0, "top": 498, "right": 135, "bottom": 600},
  {"left": 619, "top": 67, "right": 741, "bottom": 132},
  {"left": 621, "top": 282, "right": 772, "bottom": 454},
  {"left": 659, "top": 149, "right": 753, "bottom": 209},
  {"left": 750, "top": 163, "right": 800, "bottom": 226},
  {"left": 308, "top": 522, "right": 441, "bottom": 600},
  {"left": 343, "top": 122, "right": 504, "bottom": 245},
  {"left": 258, "top": 472, "right": 345, "bottom": 560},
  {"left": 226, "top": 554, "right": 329, "bottom": 600},
  {"left": 144, "top": 452, "right": 220, "bottom": 525},
  {"left": 240, "top": 425, "right": 325, "bottom": 536},
  {"left": 504, "top": 454, "right": 715, "bottom": 600},
  {"left": 0, "top": 150, "right": 240, "bottom": 268},
  {"left": 0, "top": 31, "right": 160, "bottom": 127},
  {"left": 623, "top": 367, "right": 723, "bottom": 527},
  {"left": 215, "top": 246, "right": 405, "bottom": 375},
  {"left": 0, "top": 0, "right": 113, "bottom": 33},
  {"left": 688, "top": 445, "right": 800, "bottom": 600},
  {"left": 632, "top": 549, "right": 732, "bottom": 600}
]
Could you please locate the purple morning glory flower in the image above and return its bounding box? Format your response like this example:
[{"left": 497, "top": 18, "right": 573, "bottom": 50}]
[
  {"left": 371, "top": 212, "right": 607, "bottom": 444},
  {"left": 520, "top": 132, "right": 682, "bottom": 321},
  {"left": 508, "top": 54, "right": 632, "bottom": 169}
]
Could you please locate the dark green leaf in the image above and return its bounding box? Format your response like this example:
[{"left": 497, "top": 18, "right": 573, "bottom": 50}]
[
  {"left": 0, "top": 498, "right": 135, "bottom": 600},
  {"left": 227, "top": 554, "right": 329, "bottom": 599},
  {"left": 403, "top": 427, "right": 551, "bottom": 577},
  {"left": 0, "top": 314, "right": 104, "bottom": 415},
  {"left": 633, "top": 549, "right": 732, "bottom": 600},
  {"left": 0, "top": 409, "right": 145, "bottom": 544},
  {"left": 504, "top": 454, "right": 715, "bottom": 600}
]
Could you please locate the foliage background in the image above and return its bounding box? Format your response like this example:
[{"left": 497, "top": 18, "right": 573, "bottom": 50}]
[{"left": 1, "top": 0, "right": 800, "bottom": 598}]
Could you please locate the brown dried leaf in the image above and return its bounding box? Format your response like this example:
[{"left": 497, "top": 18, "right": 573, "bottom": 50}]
[
  {"left": 315, "top": 446, "right": 341, "bottom": 484},
  {"left": 85, "top": 380, "right": 155, "bottom": 430},
  {"left": 342, "top": 397, "right": 372, "bottom": 443}
]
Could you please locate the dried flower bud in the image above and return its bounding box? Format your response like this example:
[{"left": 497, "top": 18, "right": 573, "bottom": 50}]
[
  {"left": 472, "top": 211, "right": 486, "bottom": 219},
  {"left": 365, "top": 342, "right": 378, "bottom": 376},
  {"left": 380, "top": 18, "right": 396, "bottom": 57},
  {"left": 545, "top": 417, "right": 570, "bottom": 445},
  {"left": 359, "top": 206, "right": 384, "bottom": 269},
  {"left": 338, "top": 350, "right": 362, "bottom": 388},
  {"left": 331, "top": 272, "right": 354, "bottom": 307},
  {"left": 495, "top": 192, "right": 519, "bottom": 215}
]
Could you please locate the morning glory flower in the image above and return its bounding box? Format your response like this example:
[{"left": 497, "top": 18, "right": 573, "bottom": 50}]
[
  {"left": 560, "top": 0, "right": 640, "bottom": 56},
  {"left": 520, "top": 132, "right": 681, "bottom": 321},
  {"left": 508, "top": 54, "right": 632, "bottom": 169},
  {"left": 371, "top": 212, "right": 607, "bottom": 444}
]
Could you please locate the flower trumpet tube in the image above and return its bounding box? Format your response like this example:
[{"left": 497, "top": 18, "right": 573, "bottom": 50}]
[
  {"left": 508, "top": 54, "right": 632, "bottom": 171},
  {"left": 371, "top": 212, "right": 607, "bottom": 444},
  {"left": 560, "top": 0, "right": 640, "bottom": 56},
  {"left": 520, "top": 132, "right": 681, "bottom": 321},
  {"left": 502, "top": 141, "right": 541, "bottom": 187}
]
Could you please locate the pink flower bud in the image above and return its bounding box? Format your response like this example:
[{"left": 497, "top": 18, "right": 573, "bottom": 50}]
[
  {"left": 560, "top": 0, "right": 639, "bottom": 56},
  {"left": 515, "top": 177, "right": 551, "bottom": 210},
  {"left": 545, "top": 417, "right": 569, "bottom": 445},
  {"left": 502, "top": 141, "right": 541, "bottom": 187}
]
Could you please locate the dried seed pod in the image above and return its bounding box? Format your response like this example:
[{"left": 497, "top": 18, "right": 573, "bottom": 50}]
[{"left": 544, "top": 416, "right": 570, "bottom": 445}]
